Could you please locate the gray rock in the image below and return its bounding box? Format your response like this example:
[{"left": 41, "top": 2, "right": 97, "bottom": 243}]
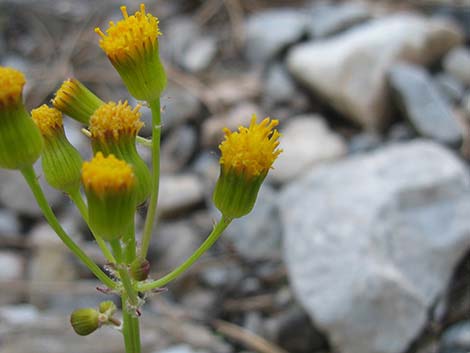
[
  {"left": 440, "top": 321, "right": 470, "bottom": 353},
  {"left": 387, "top": 123, "right": 416, "bottom": 142},
  {"left": 200, "top": 262, "right": 244, "bottom": 289},
  {"left": 433, "top": 7, "right": 470, "bottom": 40},
  {"left": 161, "top": 84, "right": 202, "bottom": 132},
  {"left": 0, "top": 251, "right": 24, "bottom": 304},
  {"left": 348, "top": 133, "right": 383, "bottom": 154},
  {"left": 0, "top": 304, "right": 39, "bottom": 325},
  {"left": 0, "top": 208, "right": 21, "bottom": 238},
  {"left": 161, "top": 125, "right": 198, "bottom": 173},
  {"left": 270, "top": 115, "right": 347, "bottom": 184},
  {"left": 245, "top": 9, "right": 307, "bottom": 64},
  {"left": 307, "top": 2, "right": 371, "bottom": 38},
  {"left": 280, "top": 140, "right": 470, "bottom": 353},
  {"left": 434, "top": 72, "right": 465, "bottom": 104},
  {"left": 389, "top": 63, "right": 462, "bottom": 144},
  {"left": 287, "top": 14, "right": 463, "bottom": 129},
  {"left": 224, "top": 185, "right": 282, "bottom": 260},
  {"left": 158, "top": 174, "right": 205, "bottom": 217},
  {"left": 161, "top": 16, "right": 201, "bottom": 65},
  {"left": 155, "top": 345, "right": 204, "bottom": 353},
  {"left": 443, "top": 47, "right": 470, "bottom": 86},
  {"left": 182, "top": 36, "right": 218, "bottom": 73},
  {"left": 263, "top": 63, "right": 299, "bottom": 106}
]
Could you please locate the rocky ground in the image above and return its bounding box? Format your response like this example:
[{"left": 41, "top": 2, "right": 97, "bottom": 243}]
[{"left": 0, "top": 0, "right": 470, "bottom": 353}]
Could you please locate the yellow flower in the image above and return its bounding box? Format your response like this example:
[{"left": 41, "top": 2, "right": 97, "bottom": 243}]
[
  {"left": 52, "top": 78, "right": 104, "bottom": 124},
  {"left": 0, "top": 67, "right": 43, "bottom": 170},
  {"left": 82, "top": 152, "right": 137, "bottom": 241},
  {"left": 213, "top": 115, "right": 282, "bottom": 219},
  {"left": 95, "top": 3, "right": 166, "bottom": 101},
  {"left": 89, "top": 101, "right": 150, "bottom": 205},
  {"left": 31, "top": 105, "right": 82, "bottom": 193}
]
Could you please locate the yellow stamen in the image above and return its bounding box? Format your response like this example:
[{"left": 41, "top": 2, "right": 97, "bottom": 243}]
[
  {"left": 95, "top": 3, "right": 161, "bottom": 63},
  {"left": 0, "top": 67, "right": 26, "bottom": 108},
  {"left": 52, "top": 79, "right": 81, "bottom": 111},
  {"left": 219, "top": 115, "right": 283, "bottom": 179},
  {"left": 31, "top": 105, "right": 63, "bottom": 137},
  {"left": 89, "top": 101, "right": 143, "bottom": 141},
  {"left": 82, "top": 152, "right": 135, "bottom": 197}
]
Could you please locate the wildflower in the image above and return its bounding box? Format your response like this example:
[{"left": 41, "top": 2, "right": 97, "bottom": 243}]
[
  {"left": 89, "top": 101, "right": 151, "bottom": 204},
  {"left": 95, "top": 4, "right": 166, "bottom": 101},
  {"left": 70, "top": 308, "right": 100, "bottom": 336},
  {"left": 82, "top": 152, "right": 136, "bottom": 241},
  {"left": 52, "top": 78, "right": 104, "bottom": 124},
  {"left": 31, "top": 105, "right": 82, "bottom": 193},
  {"left": 213, "top": 115, "right": 282, "bottom": 219},
  {"left": 0, "top": 67, "right": 43, "bottom": 170}
]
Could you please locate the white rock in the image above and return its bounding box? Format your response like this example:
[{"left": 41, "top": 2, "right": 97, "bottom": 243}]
[
  {"left": 279, "top": 140, "right": 470, "bottom": 353},
  {"left": 287, "top": 14, "right": 463, "bottom": 129},
  {"left": 443, "top": 47, "right": 470, "bottom": 86},
  {"left": 270, "top": 115, "right": 346, "bottom": 184},
  {"left": 158, "top": 174, "right": 205, "bottom": 217}
]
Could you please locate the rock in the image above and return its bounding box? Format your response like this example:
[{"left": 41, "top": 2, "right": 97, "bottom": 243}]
[
  {"left": 201, "top": 102, "right": 262, "bottom": 147},
  {"left": 181, "top": 288, "right": 218, "bottom": 318},
  {"left": 287, "top": 14, "right": 463, "bottom": 129},
  {"left": 433, "top": 6, "right": 470, "bottom": 40},
  {"left": 0, "top": 208, "right": 21, "bottom": 238},
  {"left": 155, "top": 345, "right": 205, "bottom": 353},
  {"left": 200, "top": 262, "right": 244, "bottom": 289},
  {"left": 245, "top": 9, "right": 307, "bottom": 64},
  {"left": 263, "top": 63, "right": 300, "bottom": 107},
  {"left": 270, "top": 115, "right": 347, "bottom": 184},
  {"left": 388, "top": 63, "right": 462, "bottom": 144},
  {"left": 440, "top": 321, "right": 470, "bottom": 353},
  {"left": 387, "top": 123, "right": 416, "bottom": 142},
  {"left": 223, "top": 185, "right": 282, "bottom": 260},
  {"left": 443, "top": 47, "right": 470, "bottom": 86},
  {"left": 161, "top": 84, "right": 202, "bottom": 132},
  {"left": 161, "top": 16, "right": 201, "bottom": 65},
  {"left": 307, "top": 2, "right": 371, "bottom": 38},
  {"left": 182, "top": 36, "right": 218, "bottom": 73},
  {"left": 348, "top": 133, "right": 383, "bottom": 154},
  {"left": 434, "top": 72, "right": 465, "bottom": 104},
  {"left": 158, "top": 173, "right": 205, "bottom": 217},
  {"left": 279, "top": 140, "right": 470, "bottom": 353},
  {"left": 161, "top": 125, "right": 198, "bottom": 173},
  {"left": 0, "top": 251, "right": 24, "bottom": 304},
  {"left": 0, "top": 304, "right": 39, "bottom": 325}
]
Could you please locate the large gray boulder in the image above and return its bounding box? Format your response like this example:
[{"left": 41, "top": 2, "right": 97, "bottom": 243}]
[
  {"left": 287, "top": 14, "right": 463, "bottom": 130},
  {"left": 279, "top": 140, "right": 470, "bottom": 353}
]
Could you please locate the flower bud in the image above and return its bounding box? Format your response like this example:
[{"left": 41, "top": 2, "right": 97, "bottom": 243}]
[
  {"left": 99, "top": 300, "right": 117, "bottom": 316},
  {"left": 129, "top": 257, "right": 150, "bottom": 281},
  {"left": 213, "top": 116, "right": 282, "bottom": 219},
  {"left": 89, "top": 101, "right": 151, "bottom": 204},
  {"left": 81, "top": 152, "right": 137, "bottom": 241},
  {"left": 0, "top": 67, "right": 43, "bottom": 170},
  {"left": 70, "top": 308, "right": 100, "bottom": 336},
  {"left": 95, "top": 4, "right": 166, "bottom": 101},
  {"left": 52, "top": 78, "right": 104, "bottom": 124},
  {"left": 31, "top": 105, "right": 82, "bottom": 193}
]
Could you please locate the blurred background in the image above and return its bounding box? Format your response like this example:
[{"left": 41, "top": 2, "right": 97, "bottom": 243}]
[{"left": 1, "top": 0, "right": 470, "bottom": 353}]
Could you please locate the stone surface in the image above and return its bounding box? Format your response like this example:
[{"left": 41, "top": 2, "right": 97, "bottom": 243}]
[
  {"left": 245, "top": 9, "right": 307, "bottom": 64},
  {"left": 182, "top": 36, "right": 217, "bottom": 73},
  {"left": 263, "top": 63, "right": 299, "bottom": 107},
  {"left": 389, "top": 63, "right": 462, "bottom": 144},
  {"left": 0, "top": 251, "right": 24, "bottom": 305},
  {"left": 158, "top": 173, "right": 205, "bottom": 217},
  {"left": 287, "top": 14, "right": 463, "bottom": 129},
  {"left": 434, "top": 72, "right": 465, "bottom": 104},
  {"left": 161, "top": 84, "right": 202, "bottom": 132},
  {"left": 223, "top": 185, "right": 282, "bottom": 260},
  {"left": 443, "top": 47, "right": 470, "bottom": 86},
  {"left": 161, "top": 125, "right": 198, "bottom": 173},
  {"left": 279, "top": 140, "right": 470, "bottom": 353},
  {"left": 270, "top": 115, "right": 347, "bottom": 184},
  {"left": 440, "top": 321, "right": 470, "bottom": 353},
  {"left": 307, "top": 2, "right": 371, "bottom": 38},
  {"left": 155, "top": 345, "right": 204, "bottom": 353},
  {"left": 0, "top": 208, "right": 21, "bottom": 238}
]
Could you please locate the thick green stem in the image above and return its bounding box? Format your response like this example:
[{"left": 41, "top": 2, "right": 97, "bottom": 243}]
[
  {"left": 123, "top": 220, "right": 136, "bottom": 264},
  {"left": 138, "top": 216, "right": 231, "bottom": 292},
  {"left": 121, "top": 294, "right": 141, "bottom": 353},
  {"left": 20, "top": 165, "right": 116, "bottom": 289},
  {"left": 140, "top": 99, "right": 161, "bottom": 259},
  {"left": 68, "top": 188, "right": 116, "bottom": 264}
]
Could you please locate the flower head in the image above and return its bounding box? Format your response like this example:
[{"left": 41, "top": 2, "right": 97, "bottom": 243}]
[
  {"left": 52, "top": 78, "right": 104, "bottom": 124},
  {"left": 0, "top": 67, "right": 26, "bottom": 109},
  {"left": 82, "top": 153, "right": 137, "bottom": 241},
  {"left": 213, "top": 115, "right": 282, "bottom": 219},
  {"left": 219, "top": 116, "right": 282, "bottom": 179},
  {"left": 31, "top": 105, "right": 63, "bottom": 137},
  {"left": 90, "top": 101, "right": 143, "bottom": 142},
  {"left": 95, "top": 3, "right": 166, "bottom": 101}
]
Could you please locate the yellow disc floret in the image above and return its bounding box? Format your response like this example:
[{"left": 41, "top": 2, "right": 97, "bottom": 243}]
[
  {"left": 82, "top": 152, "right": 135, "bottom": 197},
  {"left": 0, "top": 67, "right": 26, "bottom": 108},
  {"left": 219, "top": 115, "right": 282, "bottom": 179},
  {"left": 31, "top": 105, "right": 63, "bottom": 137},
  {"left": 90, "top": 101, "right": 143, "bottom": 141},
  {"left": 95, "top": 4, "right": 161, "bottom": 63}
]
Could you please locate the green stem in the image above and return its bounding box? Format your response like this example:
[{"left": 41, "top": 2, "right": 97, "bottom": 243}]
[
  {"left": 118, "top": 266, "right": 139, "bottom": 307},
  {"left": 123, "top": 220, "right": 136, "bottom": 264},
  {"left": 110, "top": 239, "right": 123, "bottom": 264},
  {"left": 137, "top": 216, "right": 231, "bottom": 292},
  {"left": 121, "top": 294, "right": 141, "bottom": 353},
  {"left": 20, "top": 165, "right": 116, "bottom": 289},
  {"left": 68, "top": 188, "right": 116, "bottom": 264},
  {"left": 140, "top": 99, "right": 161, "bottom": 259}
]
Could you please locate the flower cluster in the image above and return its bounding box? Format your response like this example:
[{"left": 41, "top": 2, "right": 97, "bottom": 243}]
[{"left": 0, "top": 4, "right": 282, "bottom": 353}]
